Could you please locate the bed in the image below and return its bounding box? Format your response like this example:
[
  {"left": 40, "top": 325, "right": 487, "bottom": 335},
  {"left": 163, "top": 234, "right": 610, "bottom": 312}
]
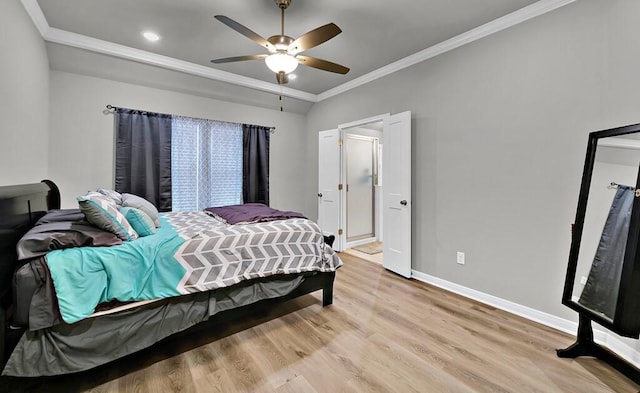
[{"left": 0, "top": 180, "right": 340, "bottom": 376}]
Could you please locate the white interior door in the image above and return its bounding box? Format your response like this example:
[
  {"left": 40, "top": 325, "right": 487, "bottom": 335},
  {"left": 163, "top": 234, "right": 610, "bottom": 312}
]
[
  {"left": 382, "top": 111, "right": 411, "bottom": 277},
  {"left": 318, "top": 129, "right": 343, "bottom": 251}
]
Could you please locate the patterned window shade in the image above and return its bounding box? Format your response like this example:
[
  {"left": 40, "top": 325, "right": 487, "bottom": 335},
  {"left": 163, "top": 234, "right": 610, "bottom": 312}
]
[{"left": 171, "top": 117, "right": 243, "bottom": 211}]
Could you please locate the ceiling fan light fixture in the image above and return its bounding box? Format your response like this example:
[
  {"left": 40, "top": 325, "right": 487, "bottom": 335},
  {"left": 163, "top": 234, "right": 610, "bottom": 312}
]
[
  {"left": 211, "top": 1, "right": 349, "bottom": 80},
  {"left": 265, "top": 53, "right": 298, "bottom": 74}
]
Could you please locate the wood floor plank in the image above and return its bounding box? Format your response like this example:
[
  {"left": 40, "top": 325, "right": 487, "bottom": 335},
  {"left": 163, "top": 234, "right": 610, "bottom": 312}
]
[
  {"left": 1, "top": 252, "right": 638, "bottom": 392},
  {"left": 192, "top": 368, "right": 236, "bottom": 393},
  {"left": 274, "top": 375, "right": 317, "bottom": 393},
  {"left": 234, "top": 323, "right": 300, "bottom": 390}
]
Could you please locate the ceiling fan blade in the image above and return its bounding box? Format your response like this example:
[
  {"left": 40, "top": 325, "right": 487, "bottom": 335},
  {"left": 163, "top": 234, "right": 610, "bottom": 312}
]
[
  {"left": 214, "top": 15, "right": 271, "bottom": 50},
  {"left": 211, "top": 54, "right": 268, "bottom": 64},
  {"left": 289, "top": 23, "right": 342, "bottom": 55},
  {"left": 297, "top": 55, "right": 350, "bottom": 74}
]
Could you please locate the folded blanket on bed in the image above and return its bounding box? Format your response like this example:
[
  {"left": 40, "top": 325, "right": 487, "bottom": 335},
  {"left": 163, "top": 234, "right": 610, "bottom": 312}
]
[{"left": 204, "top": 203, "right": 306, "bottom": 224}]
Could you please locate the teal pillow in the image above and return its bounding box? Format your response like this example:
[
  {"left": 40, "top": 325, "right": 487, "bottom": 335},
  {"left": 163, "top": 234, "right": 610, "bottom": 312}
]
[{"left": 120, "top": 207, "right": 156, "bottom": 237}]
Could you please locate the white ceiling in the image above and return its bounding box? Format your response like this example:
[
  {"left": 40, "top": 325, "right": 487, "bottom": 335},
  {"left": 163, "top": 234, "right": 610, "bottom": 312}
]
[{"left": 26, "top": 0, "right": 573, "bottom": 104}]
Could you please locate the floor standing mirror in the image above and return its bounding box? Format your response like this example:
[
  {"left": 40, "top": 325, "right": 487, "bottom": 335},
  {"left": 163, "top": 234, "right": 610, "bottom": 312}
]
[{"left": 558, "top": 123, "right": 640, "bottom": 383}]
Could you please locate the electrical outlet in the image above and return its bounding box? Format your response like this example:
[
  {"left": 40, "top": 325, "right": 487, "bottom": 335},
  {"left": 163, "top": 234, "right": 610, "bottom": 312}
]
[
  {"left": 580, "top": 276, "right": 587, "bottom": 285},
  {"left": 456, "top": 251, "right": 465, "bottom": 265}
]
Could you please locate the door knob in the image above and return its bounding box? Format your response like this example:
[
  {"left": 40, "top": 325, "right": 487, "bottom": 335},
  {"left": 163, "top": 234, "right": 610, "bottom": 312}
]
[
  {"left": 318, "top": 193, "right": 323, "bottom": 198},
  {"left": 400, "top": 200, "right": 407, "bottom": 206}
]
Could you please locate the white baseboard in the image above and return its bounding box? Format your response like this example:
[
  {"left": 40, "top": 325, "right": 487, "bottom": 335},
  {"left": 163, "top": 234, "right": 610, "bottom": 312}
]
[
  {"left": 346, "top": 237, "right": 377, "bottom": 249},
  {"left": 411, "top": 269, "right": 640, "bottom": 369}
]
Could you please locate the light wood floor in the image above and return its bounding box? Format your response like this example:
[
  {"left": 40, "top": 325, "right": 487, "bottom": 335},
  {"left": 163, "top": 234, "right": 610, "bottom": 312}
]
[
  {"left": 1, "top": 253, "right": 639, "bottom": 392},
  {"left": 343, "top": 247, "right": 383, "bottom": 264}
]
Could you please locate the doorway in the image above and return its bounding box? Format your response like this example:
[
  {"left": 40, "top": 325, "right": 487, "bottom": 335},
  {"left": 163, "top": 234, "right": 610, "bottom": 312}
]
[
  {"left": 345, "top": 133, "right": 380, "bottom": 243},
  {"left": 344, "top": 129, "right": 382, "bottom": 264},
  {"left": 317, "top": 111, "right": 412, "bottom": 277}
]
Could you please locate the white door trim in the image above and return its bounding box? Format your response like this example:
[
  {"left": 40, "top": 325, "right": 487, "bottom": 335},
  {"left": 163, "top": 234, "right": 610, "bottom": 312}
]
[{"left": 339, "top": 113, "right": 391, "bottom": 130}]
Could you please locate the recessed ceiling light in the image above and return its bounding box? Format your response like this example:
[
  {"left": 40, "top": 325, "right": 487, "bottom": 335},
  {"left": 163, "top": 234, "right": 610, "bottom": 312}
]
[
  {"left": 288, "top": 74, "right": 297, "bottom": 81},
  {"left": 142, "top": 31, "right": 160, "bottom": 42}
]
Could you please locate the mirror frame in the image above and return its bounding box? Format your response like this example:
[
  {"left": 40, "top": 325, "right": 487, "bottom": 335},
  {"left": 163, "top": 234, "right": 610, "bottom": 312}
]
[{"left": 562, "top": 123, "right": 640, "bottom": 338}]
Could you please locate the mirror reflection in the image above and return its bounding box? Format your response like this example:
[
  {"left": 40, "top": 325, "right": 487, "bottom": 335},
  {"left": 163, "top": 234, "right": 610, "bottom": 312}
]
[{"left": 573, "top": 133, "right": 640, "bottom": 321}]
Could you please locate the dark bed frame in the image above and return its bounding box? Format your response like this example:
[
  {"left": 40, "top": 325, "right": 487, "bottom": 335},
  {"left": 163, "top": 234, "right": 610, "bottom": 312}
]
[{"left": 0, "top": 180, "right": 335, "bottom": 370}]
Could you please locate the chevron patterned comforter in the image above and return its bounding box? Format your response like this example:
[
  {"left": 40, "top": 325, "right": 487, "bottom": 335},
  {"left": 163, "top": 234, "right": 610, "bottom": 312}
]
[{"left": 46, "top": 211, "right": 342, "bottom": 324}]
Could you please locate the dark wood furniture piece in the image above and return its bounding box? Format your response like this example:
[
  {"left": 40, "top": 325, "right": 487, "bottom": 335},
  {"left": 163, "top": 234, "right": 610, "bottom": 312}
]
[
  {"left": 0, "top": 180, "right": 335, "bottom": 372},
  {"left": 0, "top": 180, "right": 60, "bottom": 360},
  {"left": 558, "top": 123, "right": 640, "bottom": 384}
]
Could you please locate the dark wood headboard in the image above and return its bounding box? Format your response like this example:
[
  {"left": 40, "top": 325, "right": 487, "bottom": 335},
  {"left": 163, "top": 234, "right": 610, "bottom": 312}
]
[{"left": 0, "top": 180, "right": 60, "bottom": 303}]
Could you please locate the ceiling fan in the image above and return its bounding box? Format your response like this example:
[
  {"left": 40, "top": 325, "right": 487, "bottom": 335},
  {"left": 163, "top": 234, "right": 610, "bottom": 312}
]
[{"left": 210, "top": 0, "right": 349, "bottom": 85}]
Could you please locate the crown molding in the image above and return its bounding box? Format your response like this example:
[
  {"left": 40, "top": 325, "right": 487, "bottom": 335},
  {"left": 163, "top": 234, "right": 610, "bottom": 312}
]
[
  {"left": 20, "top": 0, "right": 316, "bottom": 102},
  {"left": 599, "top": 138, "right": 640, "bottom": 150},
  {"left": 43, "top": 28, "right": 317, "bottom": 103},
  {"left": 317, "top": 0, "right": 576, "bottom": 101},
  {"left": 22, "top": 0, "right": 575, "bottom": 104},
  {"left": 20, "top": 0, "right": 49, "bottom": 36}
]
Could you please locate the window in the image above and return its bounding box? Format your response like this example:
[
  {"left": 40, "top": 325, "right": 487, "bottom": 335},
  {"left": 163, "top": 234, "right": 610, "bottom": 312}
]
[{"left": 171, "top": 116, "right": 243, "bottom": 211}]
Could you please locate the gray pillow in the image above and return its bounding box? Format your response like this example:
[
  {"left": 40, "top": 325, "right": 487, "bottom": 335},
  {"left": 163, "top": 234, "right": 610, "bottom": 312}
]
[
  {"left": 97, "top": 188, "right": 123, "bottom": 206},
  {"left": 35, "top": 209, "right": 86, "bottom": 225},
  {"left": 122, "top": 193, "right": 161, "bottom": 227},
  {"left": 17, "top": 220, "right": 122, "bottom": 260},
  {"left": 77, "top": 192, "right": 138, "bottom": 241}
]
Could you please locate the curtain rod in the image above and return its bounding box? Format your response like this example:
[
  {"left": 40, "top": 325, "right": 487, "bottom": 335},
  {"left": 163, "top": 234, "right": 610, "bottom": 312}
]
[
  {"left": 105, "top": 105, "right": 276, "bottom": 134},
  {"left": 609, "top": 182, "right": 633, "bottom": 189}
]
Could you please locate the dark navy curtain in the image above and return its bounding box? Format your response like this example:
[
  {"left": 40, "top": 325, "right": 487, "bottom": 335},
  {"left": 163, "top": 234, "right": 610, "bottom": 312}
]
[
  {"left": 579, "top": 185, "right": 635, "bottom": 319},
  {"left": 242, "top": 124, "right": 270, "bottom": 205},
  {"left": 115, "top": 108, "right": 172, "bottom": 211}
]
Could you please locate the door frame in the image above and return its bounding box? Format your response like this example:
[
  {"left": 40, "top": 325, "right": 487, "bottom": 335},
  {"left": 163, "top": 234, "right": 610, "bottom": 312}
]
[{"left": 337, "top": 113, "right": 390, "bottom": 251}]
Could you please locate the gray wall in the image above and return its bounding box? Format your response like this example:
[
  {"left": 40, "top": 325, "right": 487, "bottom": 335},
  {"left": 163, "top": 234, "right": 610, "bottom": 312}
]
[
  {"left": 306, "top": 0, "right": 640, "bottom": 321},
  {"left": 0, "top": 1, "right": 49, "bottom": 185},
  {"left": 49, "top": 71, "right": 308, "bottom": 212}
]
